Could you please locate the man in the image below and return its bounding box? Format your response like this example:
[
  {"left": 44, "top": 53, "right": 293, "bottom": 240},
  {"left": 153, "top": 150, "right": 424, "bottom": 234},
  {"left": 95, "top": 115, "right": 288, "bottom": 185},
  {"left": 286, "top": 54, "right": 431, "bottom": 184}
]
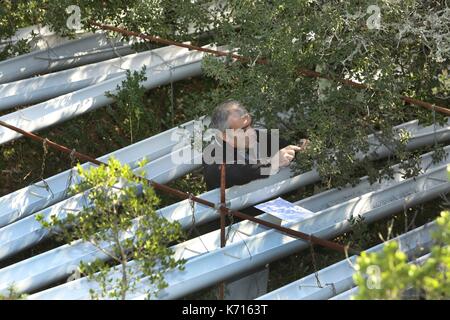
[{"left": 202, "top": 99, "right": 309, "bottom": 190}]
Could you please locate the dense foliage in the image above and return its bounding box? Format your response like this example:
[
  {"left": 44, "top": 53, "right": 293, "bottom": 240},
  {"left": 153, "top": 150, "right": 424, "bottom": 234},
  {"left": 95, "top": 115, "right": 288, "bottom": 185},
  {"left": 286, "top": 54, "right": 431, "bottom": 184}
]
[
  {"left": 353, "top": 166, "right": 450, "bottom": 299},
  {"left": 105, "top": 66, "right": 148, "bottom": 143}
]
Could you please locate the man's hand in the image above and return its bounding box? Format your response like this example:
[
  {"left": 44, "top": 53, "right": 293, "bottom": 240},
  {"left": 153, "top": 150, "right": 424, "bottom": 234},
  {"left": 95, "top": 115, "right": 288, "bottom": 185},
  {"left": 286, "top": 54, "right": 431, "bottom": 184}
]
[
  {"left": 262, "top": 141, "right": 310, "bottom": 176},
  {"left": 272, "top": 145, "right": 302, "bottom": 168}
]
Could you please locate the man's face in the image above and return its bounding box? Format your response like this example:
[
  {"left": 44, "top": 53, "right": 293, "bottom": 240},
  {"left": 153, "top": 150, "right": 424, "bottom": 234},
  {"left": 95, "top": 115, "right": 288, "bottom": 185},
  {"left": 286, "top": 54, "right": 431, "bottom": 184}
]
[{"left": 223, "top": 109, "right": 257, "bottom": 149}]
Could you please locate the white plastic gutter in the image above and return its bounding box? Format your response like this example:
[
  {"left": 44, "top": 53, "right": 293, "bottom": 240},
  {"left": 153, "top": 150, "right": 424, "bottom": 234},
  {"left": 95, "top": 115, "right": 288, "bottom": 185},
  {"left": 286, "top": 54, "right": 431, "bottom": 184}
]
[
  {"left": 0, "top": 45, "right": 188, "bottom": 111},
  {"left": 0, "top": 44, "right": 227, "bottom": 145},
  {"left": 0, "top": 25, "right": 90, "bottom": 53},
  {"left": 0, "top": 33, "right": 136, "bottom": 84}
]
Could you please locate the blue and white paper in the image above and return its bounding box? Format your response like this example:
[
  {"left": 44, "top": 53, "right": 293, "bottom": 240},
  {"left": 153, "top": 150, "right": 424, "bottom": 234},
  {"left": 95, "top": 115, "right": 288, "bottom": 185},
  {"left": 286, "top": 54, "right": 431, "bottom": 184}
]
[{"left": 255, "top": 197, "right": 315, "bottom": 222}]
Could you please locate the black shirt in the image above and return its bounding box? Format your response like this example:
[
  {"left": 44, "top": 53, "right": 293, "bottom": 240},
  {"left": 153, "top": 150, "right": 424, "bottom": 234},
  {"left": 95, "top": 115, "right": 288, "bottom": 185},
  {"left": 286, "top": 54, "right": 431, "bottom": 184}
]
[{"left": 202, "top": 129, "right": 290, "bottom": 190}]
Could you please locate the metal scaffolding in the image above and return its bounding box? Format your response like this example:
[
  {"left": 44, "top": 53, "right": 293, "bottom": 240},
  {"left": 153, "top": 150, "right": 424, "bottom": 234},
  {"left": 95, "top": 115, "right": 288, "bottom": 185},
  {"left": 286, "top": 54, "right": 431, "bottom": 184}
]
[
  {"left": 0, "top": 25, "right": 448, "bottom": 300},
  {"left": 24, "top": 152, "right": 449, "bottom": 299}
]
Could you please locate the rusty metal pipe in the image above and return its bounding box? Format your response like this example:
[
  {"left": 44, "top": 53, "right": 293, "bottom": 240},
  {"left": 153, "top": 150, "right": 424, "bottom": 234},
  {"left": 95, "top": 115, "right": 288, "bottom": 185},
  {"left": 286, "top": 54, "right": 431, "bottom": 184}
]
[
  {"left": 90, "top": 22, "right": 450, "bottom": 117},
  {"left": 219, "top": 163, "right": 226, "bottom": 299},
  {"left": 220, "top": 163, "right": 226, "bottom": 248}
]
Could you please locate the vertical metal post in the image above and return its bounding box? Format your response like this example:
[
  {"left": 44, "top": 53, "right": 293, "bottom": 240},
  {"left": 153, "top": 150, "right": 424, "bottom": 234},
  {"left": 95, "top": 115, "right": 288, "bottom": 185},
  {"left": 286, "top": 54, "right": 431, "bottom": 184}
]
[
  {"left": 220, "top": 163, "right": 226, "bottom": 247},
  {"left": 219, "top": 162, "right": 226, "bottom": 299}
]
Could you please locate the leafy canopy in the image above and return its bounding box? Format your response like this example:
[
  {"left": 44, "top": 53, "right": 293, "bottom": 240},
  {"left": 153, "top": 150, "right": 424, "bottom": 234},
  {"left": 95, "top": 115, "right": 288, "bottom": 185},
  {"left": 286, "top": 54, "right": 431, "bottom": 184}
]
[{"left": 353, "top": 166, "right": 450, "bottom": 299}]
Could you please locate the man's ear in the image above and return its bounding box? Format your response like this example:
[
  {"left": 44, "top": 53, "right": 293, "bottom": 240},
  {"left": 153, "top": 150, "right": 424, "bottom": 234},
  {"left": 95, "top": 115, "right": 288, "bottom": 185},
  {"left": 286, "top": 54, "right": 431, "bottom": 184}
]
[{"left": 242, "top": 116, "right": 250, "bottom": 127}]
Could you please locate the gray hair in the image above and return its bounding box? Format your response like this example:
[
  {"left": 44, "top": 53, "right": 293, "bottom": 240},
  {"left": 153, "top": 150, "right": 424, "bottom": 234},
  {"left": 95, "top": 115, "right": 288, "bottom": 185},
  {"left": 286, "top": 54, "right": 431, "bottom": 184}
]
[{"left": 209, "top": 99, "right": 249, "bottom": 132}]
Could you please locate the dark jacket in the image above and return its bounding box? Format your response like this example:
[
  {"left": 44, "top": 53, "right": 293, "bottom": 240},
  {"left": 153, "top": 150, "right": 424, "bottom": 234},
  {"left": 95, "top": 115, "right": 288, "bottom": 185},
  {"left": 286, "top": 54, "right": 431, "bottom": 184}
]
[{"left": 202, "top": 129, "right": 290, "bottom": 190}]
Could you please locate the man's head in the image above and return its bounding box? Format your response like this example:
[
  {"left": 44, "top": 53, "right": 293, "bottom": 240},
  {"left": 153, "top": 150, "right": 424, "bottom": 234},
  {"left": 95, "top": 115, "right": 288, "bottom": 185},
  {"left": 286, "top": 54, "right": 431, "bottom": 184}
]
[{"left": 209, "top": 99, "right": 256, "bottom": 149}]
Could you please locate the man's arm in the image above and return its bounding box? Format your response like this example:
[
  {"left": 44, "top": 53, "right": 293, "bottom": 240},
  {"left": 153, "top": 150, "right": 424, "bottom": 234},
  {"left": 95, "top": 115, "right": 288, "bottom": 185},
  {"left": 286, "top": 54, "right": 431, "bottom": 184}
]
[{"left": 202, "top": 133, "right": 308, "bottom": 190}]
